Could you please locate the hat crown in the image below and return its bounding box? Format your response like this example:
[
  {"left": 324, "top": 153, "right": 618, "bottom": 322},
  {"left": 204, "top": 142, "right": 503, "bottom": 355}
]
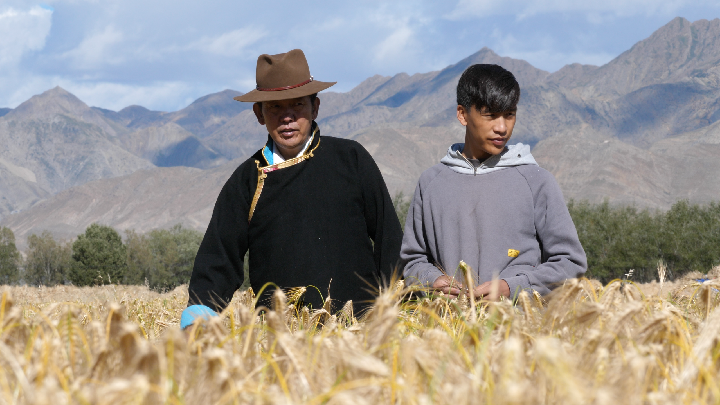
[
  {"left": 256, "top": 49, "right": 311, "bottom": 90},
  {"left": 234, "top": 48, "right": 335, "bottom": 102}
]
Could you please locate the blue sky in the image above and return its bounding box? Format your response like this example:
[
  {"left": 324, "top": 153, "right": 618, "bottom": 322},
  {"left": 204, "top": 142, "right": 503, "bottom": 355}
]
[{"left": 2, "top": 0, "right": 719, "bottom": 112}]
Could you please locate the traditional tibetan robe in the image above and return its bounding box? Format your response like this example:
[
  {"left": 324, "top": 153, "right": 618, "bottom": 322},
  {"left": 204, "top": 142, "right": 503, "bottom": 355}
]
[{"left": 188, "top": 123, "right": 403, "bottom": 314}]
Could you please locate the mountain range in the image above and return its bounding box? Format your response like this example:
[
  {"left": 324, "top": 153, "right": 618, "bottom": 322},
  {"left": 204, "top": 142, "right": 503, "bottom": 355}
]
[{"left": 2, "top": 17, "right": 720, "bottom": 248}]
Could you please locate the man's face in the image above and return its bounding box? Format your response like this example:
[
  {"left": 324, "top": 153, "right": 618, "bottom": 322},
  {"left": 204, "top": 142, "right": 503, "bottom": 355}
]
[
  {"left": 456, "top": 104, "right": 517, "bottom": 160},
  {"left": 253, "top": 96, "right": 320, "bottom": 159}
]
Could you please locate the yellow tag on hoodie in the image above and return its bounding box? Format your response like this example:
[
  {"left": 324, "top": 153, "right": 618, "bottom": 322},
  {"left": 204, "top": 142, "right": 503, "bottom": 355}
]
[{"left": 508, "top": 249, "right": 519, "bottom": 258}]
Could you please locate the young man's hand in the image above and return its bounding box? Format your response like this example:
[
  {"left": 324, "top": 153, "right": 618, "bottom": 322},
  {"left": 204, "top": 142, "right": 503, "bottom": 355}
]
[
  {"left": 431, "top": 275, "right": 465, "bottom": 298},
  {"left": 472, "top": 280, "right": 510, "bottom": 301}
]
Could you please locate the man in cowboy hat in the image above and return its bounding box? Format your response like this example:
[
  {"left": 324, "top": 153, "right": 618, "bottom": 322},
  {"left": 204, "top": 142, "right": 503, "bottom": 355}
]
[{"left": 181, "top": 49, "right": 403, "bottom": 328}]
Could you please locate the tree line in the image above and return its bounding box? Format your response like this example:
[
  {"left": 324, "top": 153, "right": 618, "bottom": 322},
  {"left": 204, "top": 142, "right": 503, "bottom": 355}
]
[
  {"left": 0, "top": 223, "right": 202, "bottom": 291},
  {"left": 568, "top": 200, "right": 720, "bottom": 283},
  {"left": 0, "top": 197, "right": 718, "bottom": 289}
]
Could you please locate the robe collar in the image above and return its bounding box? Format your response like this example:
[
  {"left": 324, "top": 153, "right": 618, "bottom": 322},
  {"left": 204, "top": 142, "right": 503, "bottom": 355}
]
[{"left": 249, "top": 122, "right": 321, "bottom": 221}]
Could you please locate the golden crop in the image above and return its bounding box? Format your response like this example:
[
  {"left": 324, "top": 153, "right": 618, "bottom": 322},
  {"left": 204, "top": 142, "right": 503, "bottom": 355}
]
[{"left": 0, "top": 269, "right": 718, "bottom": 405}]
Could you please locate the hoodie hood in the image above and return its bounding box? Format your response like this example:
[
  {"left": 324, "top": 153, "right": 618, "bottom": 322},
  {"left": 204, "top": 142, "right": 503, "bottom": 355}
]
[{"left": 440, "top": 143, "right": 538, "bottom": 175}]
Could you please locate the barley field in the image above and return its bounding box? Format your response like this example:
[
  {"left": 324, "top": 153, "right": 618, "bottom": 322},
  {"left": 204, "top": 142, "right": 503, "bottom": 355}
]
[{"left": 0, "top": 268, "right": 719, "bottom": 405}]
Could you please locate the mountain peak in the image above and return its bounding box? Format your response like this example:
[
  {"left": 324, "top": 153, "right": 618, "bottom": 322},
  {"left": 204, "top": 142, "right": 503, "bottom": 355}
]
[
  {"left": 477, "top": 46, "right": 498, "bottom": 56},
  {"left": 187, "top": 89, "right": 243, "bottom": 107},
  {"left": 46, "top": 86, "right": 72, "bottom": 95},
  {"left": 119, "top": 105, "right": 154, "bottom": 115},
  {"left": 168, "top": 89, "right": 251, "bottom": 137},
  {"left": 447, "top": 47, "right": 549, "bottom": 88},
  {"left": 581, "top": 17, "right": 720, "bottom": 96},
  {"left": 7, "top": 86, "right": 91, "bottom": 121}
]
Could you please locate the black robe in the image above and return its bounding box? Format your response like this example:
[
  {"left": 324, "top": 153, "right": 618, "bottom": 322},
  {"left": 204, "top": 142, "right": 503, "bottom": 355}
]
[{"left": 188, "top": 124, "right": 403, "bottom": 314}]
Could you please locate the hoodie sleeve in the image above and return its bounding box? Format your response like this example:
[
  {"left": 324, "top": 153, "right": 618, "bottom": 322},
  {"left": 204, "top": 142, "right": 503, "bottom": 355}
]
[
  {"left": 503, "top": 167, "right": 588, "bottom": 296},
  {"left": 400, "top": 174, "right": 445, "bottom": 287}
]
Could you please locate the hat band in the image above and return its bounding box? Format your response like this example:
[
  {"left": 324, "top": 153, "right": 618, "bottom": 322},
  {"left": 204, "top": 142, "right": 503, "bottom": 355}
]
[{"left": 257, "top": 77, "right": 313, "bottom": 92}]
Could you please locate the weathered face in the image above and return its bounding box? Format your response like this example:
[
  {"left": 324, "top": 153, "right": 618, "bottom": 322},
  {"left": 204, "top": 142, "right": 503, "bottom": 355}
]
[
  {"left": 456, "top": 104, "right": 517, "bottom": 160},
  {"left": 253, "top": 96, "right": 320, "bottom": 159}
]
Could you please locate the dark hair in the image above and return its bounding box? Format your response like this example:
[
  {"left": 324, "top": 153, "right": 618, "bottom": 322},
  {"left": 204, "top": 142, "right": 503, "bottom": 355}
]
[
  {"left": 255, "top": 93, "right": 318, "bottom": 109},
  {"left": 456, "top": 64, "right": 520, "bottom": 113}
]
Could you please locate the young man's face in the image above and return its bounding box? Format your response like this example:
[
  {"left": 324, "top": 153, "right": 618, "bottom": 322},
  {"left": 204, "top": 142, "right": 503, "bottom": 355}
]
[
  {"left": 456, "top": 105, "right": 517, "bottom": 160},
  {"left": 253, "top": 96, "right": 320, "bottom": 160}
]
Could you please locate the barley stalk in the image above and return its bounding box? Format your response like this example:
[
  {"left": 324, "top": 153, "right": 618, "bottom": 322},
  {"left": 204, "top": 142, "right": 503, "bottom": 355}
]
[{"left": 0, "top": 275, "right": 717, "bottom": 404}]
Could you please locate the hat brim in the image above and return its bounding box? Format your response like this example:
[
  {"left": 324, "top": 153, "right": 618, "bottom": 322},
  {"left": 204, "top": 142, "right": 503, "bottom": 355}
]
[{"left": 234, "top": 80, "right": 336, "bottom": 102}]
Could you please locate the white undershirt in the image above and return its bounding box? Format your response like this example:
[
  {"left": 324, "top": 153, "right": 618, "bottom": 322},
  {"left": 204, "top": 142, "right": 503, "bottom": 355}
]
[{"left": 271, "top": 135, "right": 313, "bottom": 163}]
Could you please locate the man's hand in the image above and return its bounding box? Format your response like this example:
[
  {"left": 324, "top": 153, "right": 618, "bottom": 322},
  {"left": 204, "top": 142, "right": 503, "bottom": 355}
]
[
  {"left": 471, "top": 279, "right": 510, "bottom": 301},
  {"left": 432, "top": 275, "right": 465, "bottom": 298}
]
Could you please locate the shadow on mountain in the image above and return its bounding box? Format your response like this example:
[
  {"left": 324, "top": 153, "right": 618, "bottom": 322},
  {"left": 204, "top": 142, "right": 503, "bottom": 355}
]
[
  {"left": 377, "top": 90, "right": 419, "bottom": 108},
  {"left": 154, "top": 137, "right": 226, "bottom": 169},
  {"left": 612, "top": 82, "right": 712, "bottom": 146}
]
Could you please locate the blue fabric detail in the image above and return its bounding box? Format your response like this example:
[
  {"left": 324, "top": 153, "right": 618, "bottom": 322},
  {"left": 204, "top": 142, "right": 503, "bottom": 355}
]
[
  {"left": 263, "top": 140, "right": 273, "bottom": 165},
  {"left": 695, "top": 279, "right": 719, "bottom": 292},
  {"left": 180, "top": 305, "right": 218, "bottom": 329}
]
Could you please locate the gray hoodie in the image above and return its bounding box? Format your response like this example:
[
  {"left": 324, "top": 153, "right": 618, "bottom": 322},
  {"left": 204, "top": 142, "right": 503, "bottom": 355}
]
[{"left": 400, "top": 143, "right": 587, "bottom": 297}]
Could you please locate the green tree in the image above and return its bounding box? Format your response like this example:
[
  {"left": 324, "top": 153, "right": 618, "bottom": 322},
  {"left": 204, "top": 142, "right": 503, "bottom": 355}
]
[
  {"left": 568, "top": 199, "right": 720, "bottom": 283},
  {"left": 147, "top": 224, "right": 203, "bottom": 291},
  {"left": 125, "top": 224, "right": 203, "bottom": 291},
  {"left": 0, "top": 227, "right": 20, "bottom": 285},
  {"left": 392, "top": 191, "right": 411, "bottom": 230},
  {"left": 24, "top": 231, "right": 72, "bottom": 286},
  {"left": 69, "top": 223, "right": 127, "bottom": 286},
  {"left": 124, "top": 229, "right": 153, "bottom": 285},
  {"left": 569, "top": 200, "right": 664, "bottom": 282},
  {"left": 659, "top": 201, "right": 720, "bottom": 276}
]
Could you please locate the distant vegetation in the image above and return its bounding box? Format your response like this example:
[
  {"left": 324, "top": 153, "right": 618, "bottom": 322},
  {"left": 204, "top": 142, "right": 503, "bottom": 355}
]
[
  {"left": 392, "top": 191, "right": 411, "bottom": 229},
  {"left": 25, "top": 231, "right": 72, "bottom": 286},
  {"left": 0, "top": 223, "right": 202, "bottom": 291},
  {"left": 0, "top": 196, "right": 718, "bottom": 289},
  {"left": 69, "top": 223, "right": 128, "bottom": 286},
  {"left": 569, "top": 200, "right": 720, "bottom": 283},
  {"left": 124, "top": 225, "right": 202, "bottom": 291},
  {"left": 0, "top": 227, "right": 21, "bottom": 284}
]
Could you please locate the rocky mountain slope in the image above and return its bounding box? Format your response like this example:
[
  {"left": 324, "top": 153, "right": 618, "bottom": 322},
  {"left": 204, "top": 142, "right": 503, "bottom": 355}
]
[
  {"left": 2, "top": 17, "right": 720, "bottom": 246},
  {"left": 0, "top": 87, "right": 155, "bottom": 219},
  {"left": 2, "top": 163, "right": 239, "bottom": 248}
]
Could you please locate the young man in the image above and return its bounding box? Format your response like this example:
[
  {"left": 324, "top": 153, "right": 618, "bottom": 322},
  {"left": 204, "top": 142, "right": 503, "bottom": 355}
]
[
  {"left": 400, "top": 64, "right": 587, "bottom": 300},
  {"left": 182, "top": 50, "right": 402, "bottom": 328}
]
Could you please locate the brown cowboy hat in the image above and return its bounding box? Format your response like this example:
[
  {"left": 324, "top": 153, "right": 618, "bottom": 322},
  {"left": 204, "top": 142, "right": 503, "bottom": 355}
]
[{"left": 234, "top": 49, "right": 336, "bottom": 102}]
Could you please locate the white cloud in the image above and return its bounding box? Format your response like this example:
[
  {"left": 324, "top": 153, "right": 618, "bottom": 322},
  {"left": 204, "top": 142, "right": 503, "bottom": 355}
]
[
  {"left": 447, "top": 0, "right": 716, "bottom": 20},
  {"left": 316, "top": 17, "right": 345, "bottom": 32},
  {"left": 0, "top": 72, "right": 208, "bottom": 111},
  {"left": 488, "top": 29, "right": 616, "bottom": 71},
  {"left": 374, "top": 25, "right": 415, "bottom": 62},
  {"left": 185, "top": 27, "right": 266, "bottom": 57},
  {"left": 0, "top": 6, "right": 53, "bottom": 68},
  {"left": 369, "top": 6, "right": 425, "bottom": 69},
  {"left": 62, "top": 26, "right": 125, "bottom": 68},
  {"left": 61, "top": 80, "right": 196, "bottom": 111},
  {"left": 232, "top": 78, "right": 257, "bottom": 92}
]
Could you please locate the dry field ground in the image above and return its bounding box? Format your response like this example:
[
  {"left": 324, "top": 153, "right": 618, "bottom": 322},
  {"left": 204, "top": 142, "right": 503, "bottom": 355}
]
[{"left": 0, "top": 269, "right": 719, "bottom": 405}]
